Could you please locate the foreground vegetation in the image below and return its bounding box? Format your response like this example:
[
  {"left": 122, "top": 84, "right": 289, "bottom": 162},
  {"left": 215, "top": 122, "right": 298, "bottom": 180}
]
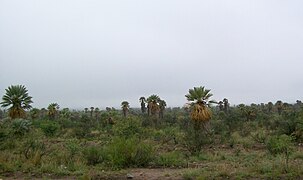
[{"left": 0, "top": 85, "right": 303, "bottom": 179}]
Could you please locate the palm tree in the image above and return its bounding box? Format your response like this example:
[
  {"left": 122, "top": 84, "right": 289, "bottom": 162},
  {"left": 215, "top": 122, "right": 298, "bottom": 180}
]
[
  {"left": 267, "top": 102, "right": 273, "bottom": 113},
  {"left": 90, "top": 107, "right": 94, "bottom": 118},
  {"left": 0, "top": 85, "right": 33, "bottom": 119},
  {"left": 84, "top": 108, "right": 88, "bottom": 114},
  {"left": 218, "top": 101, "right": 224, "bottom": 111},
  {"left": 139, "top": 97, "right": 146, "bottom": 113},
  {"left": 30, "top": 108, "right": 40, "bottom": 120},
  {"left": 275, "top": 100, "right": 283, "bottom": 115},
  {"left": 121, "top": 101, "right": 129, "bottom": 117},
  {"left": 159, "top": 99, "right": 166, "bottom": 119},
  {"left": 147, "top": 95, "right": 160, "bottom": 116},
  {"left": 47, "top": 103, "right": 59, "bottom": 120},
  {"left": 223, "top": 98, "right": 229, "bottom": 113},
  {"left": 185, "top": 86, "right": 215, "bottom": 122},
  {"left": 94, "top": 107, "right": 100, "bottom": 119}
]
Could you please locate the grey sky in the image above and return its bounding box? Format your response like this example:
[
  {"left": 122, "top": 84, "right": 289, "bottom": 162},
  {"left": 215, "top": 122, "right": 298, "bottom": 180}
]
[{"left": 1, "top": 0, "right": 303, "bottom": 109}]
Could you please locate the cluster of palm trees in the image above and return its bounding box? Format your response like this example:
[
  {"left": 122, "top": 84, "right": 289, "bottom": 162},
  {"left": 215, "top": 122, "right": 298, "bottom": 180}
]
[
  {"left": 0, "top": 85, "right": 213, "bottom": 123},
  {"left": 2, "top": 85, "right": 299, "bottom": 131}
]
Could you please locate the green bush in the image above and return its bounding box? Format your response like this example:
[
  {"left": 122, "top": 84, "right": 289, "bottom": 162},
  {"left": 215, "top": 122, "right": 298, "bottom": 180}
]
[
  {"left": 155, "top": 151, "right": 186, "bottom": 167},
  {"left": 112, "top": 117, "right": 143, "bottom": 138},
  {"left": 107, "top": 137, "right": 154, "bottom": 168},
  {"left": 266, "top": 135, "right": 293, "bottom": 156},
  {"left": 83, "top": 146, "right": 107, "bottom": 166},
  {"left": 11, "top": 119, "right": 32, "bottom": 137},
  {"left": 40, "top": 121, "right": 60, "bottom": 137},
  {"left": 183, "top": 121, "right": 213, "bottom": 154},
  {"left": 266, "top": 134, "right": 294, "bottom": 170}
]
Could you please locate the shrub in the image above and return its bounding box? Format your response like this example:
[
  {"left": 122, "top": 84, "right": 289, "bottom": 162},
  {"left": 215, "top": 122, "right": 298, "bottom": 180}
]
[
  {"left": 266, "top": 134, "right": 294, "bottom": 170},
  {"left": 22, "top": 138, "right": 47, "bottom": 166},
  {"left": 250, "top": 129, "right": 267, "bottom": 143},
  {"left": 40, "top": 121, "right": 60, "bottom": 137},
  {"left": 183, "top": 121, "right": 213, "bottom": 154},
  {"left": 11, "top": 119, "right": 32, "bottom": 137},
  {"left": 107, "top": 137, "right": 154, "bottom": 168},
  {"left": 112, "top": 117, "right": 143, "bottom": 138},
  {"left": 83, "top": 146, "right": 107, "bottom": 166},
  {"left": 155, "top": 151, "right": 186, "bottom": 167}
]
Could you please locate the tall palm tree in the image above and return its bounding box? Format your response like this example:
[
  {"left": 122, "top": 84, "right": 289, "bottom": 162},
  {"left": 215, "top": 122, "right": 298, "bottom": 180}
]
[
  {"left": 159, "top": 99, "right": 166, "bottom": 119},
  {"left": 185, "top": 86, "right": 215, "bottom": 122},
  {"left": 47, "top": 103, "right": 59, "bottom": 120},
  {"left": 0, "top": 85, "right": 33, "bottom": 119},
  {"left": 139, "top": 97, "right": 146, "bottom": 113},
  {"left": 121, "top": 101, "right": 129, "bottom": 117},
  {"left": 147, "top": 95, "right": 160, "bottom": 116}
]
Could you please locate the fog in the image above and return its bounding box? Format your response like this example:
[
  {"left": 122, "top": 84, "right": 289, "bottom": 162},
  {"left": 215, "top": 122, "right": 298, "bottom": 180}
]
[{"left": 1, "top": 0, "right": 302, "bottom": 109}]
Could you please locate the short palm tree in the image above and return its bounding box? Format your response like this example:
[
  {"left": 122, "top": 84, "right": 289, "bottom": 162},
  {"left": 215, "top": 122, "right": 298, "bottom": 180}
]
[
  {"left": 0, "top": 85, "right": 33, "bottom": 119},
  {"left": 159, "top": 99, "right": 166, "bottom": 119},
  {"left": 47, "top": 103, "right": 59, "bottom": 119},
  {"left": 185, "top": 86, "right": 215, "bottom": 122},
  {"left": 267, "top": 102, "right": 273, "bottom": 113},
  {"left": 90, "top": 107, "right": 94, "bottom": 118},
  {"left": 121, "top": 101, "right": 129, "bottom": 117},
  {"left": 30, "top": 108, "right": 40, "bottom": 119},
  {"left": 147, "top": 95, "right": 160, "bottom": 116},
  {"left": 218, "top": 101, "right": 224, "bottom": 111},
  {"left": 275, "top": 100, "right": 283, "bottom": 115},
  {"left": 223, "top": 98, "right": 229, "bottom": 113},
  {"left": 139, "top": 97, "right": 146, "bottom": 113},
  {"left": 94, "top": 107, "right": 100, "bottom": 119}
]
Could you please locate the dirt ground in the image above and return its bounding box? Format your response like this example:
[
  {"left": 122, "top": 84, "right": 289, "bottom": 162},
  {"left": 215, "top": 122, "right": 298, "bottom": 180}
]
[
  {"left": 1, "top": 168, "right": 185, "bottom": 180},
  {"left": 124, "top": 168, "right": 184, "bottom": 180}
]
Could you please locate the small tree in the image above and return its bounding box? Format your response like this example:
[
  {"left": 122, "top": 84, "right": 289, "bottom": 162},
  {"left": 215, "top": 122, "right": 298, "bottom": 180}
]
[{"left": 266, "top": 134, "right": 294, "bottom": 172}]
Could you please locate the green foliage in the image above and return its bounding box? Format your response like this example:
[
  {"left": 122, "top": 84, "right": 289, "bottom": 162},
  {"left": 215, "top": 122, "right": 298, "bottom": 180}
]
[
  {"left": 183, "top": 121, "right": 213, "bottom": 154},
  {"left": 185, "top": 86, "right": 213, "bottom": 103},
  {"left": 40, "top": 121, "right": 60, "bottom": 137},
  {"left": 22, "top": 138, "right": 47, "bottom": 166},
  {"left": 107, "top": 137, "right": 154, "bottom": 168},
  {"left": 154, "top": 151, "right": 186, "bottom": 167},
  {"left": 250, "top": 128, "right": 267, "bottom": 143},
  {"left": 83, "top": 146, "right": 107, "bottom": 166},
  {"left": 0, "top": 85, "right": 33, "bottom": 119},
  {"left": 266, "top": 134, "right": 294, "bottom": 156},
  {"left": 112, "top": 117, "right": 143, "bottom": 138},
  {"left": 11, "top": 119, "right": 32, "bottom": 137}
]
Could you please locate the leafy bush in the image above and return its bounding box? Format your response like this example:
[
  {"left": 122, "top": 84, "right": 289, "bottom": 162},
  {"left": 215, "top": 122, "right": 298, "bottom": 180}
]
[
  {"left": 250, "top": 129, "right": 267, "bottom": 143},
  {"left": 40, "top": 121, "right": 60, "bottom": 137},
  {"left": 22, "top": 138, "right": 47, "bottom": 166},
  {"left": 266, "top": 135, "right": 293, "bottom": 156},
  {"left": 266, "top": 134, "right": 294, "bottom": 170},
  {"left": 107, "top": 137, "right": 154, "bottom": 168},
  {"left": 11, "top": 119, "right": 32, "bottom": 136},
  {"left": 83, "top": 146, "right": 107, "bottom": 166},
  {"left": 183, "top": 121, "right": 213, "bottom": 154},
  {"left": 112, "top": 117, "right": 143, "bottom": 138},
  {"left": 155, "top": 151, "right": 186, "bottom": 167}
]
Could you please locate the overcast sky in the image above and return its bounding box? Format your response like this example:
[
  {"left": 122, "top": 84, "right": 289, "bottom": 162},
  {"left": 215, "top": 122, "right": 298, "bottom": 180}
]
[{"left": 0, "top": 0, "right": 302, "bottom": 109}]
